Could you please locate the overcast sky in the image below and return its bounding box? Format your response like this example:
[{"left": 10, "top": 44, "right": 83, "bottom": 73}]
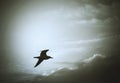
[{"left": 0, "top": 0, "right": 120, "bottom": 83}]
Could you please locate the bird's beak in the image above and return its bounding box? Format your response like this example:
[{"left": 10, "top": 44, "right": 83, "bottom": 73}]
[{"left": 51, "top": 57, "right": 53, "bottom": 59}]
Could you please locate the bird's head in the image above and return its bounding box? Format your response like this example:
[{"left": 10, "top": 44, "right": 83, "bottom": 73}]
[
  {"left": 42, "top": 49, "right": 49, "bottom": 52},
  {"left": 48, "top": 56, "right": 53, "bottom": 59}
]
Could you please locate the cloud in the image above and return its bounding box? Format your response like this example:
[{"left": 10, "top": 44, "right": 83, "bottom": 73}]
[
  {"left": 65, "top": 38, "right": 102, "bottom": 45},
  {"left": 83, "top": 54, "right": 106, "bottom": 63},
  {"left": 64, "top": 34, "right": 120, "bottom": 47}
]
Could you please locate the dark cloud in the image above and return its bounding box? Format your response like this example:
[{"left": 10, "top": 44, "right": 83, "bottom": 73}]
[
  {"left": 76, "top": 0, "right": 120, "bottom": 5},
  {"left": 33, "top": 47, "right": 120, "bottom": 83},
  {"left": 4, "top": 49, "right": 119, "bottom": 83}
]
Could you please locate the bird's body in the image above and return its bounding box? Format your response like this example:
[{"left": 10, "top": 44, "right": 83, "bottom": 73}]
[{"left": 34, "top": 49, "right": 53, "bottom": 67}]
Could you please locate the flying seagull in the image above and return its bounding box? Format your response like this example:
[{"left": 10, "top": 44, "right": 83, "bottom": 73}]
[{"left": 34, "top": 49, "right": 53, "bottom": 68}]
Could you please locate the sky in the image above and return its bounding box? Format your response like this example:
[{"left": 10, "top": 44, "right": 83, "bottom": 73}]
[{"left": 0, "top": 0, "right": 120, "bottom": 83}]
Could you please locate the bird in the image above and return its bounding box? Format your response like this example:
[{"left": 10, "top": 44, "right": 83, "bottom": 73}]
[{"left": 34, "top": 49, "right": 53, "bottom": 68}]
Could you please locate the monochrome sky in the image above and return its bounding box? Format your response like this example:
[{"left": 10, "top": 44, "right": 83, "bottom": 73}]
[{"left": 0, "top": 0, "right": 120, "bottom": 83}]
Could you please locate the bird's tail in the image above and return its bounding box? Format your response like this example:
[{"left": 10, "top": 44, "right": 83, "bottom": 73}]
[{"left": 34, "top": 56, "right": 39, "bottom": 59}]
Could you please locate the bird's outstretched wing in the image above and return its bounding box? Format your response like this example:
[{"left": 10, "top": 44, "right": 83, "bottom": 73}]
[
  {"left": 34, "top": 58, "right": 43, "bottom": 67},
  {"left": 40, "top": 49, "right": 49, "bottom": 57}
]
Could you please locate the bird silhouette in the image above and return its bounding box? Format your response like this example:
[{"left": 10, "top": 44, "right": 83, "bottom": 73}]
[{"left": 34, "top": 49, "right": 53, "bottom": 67}]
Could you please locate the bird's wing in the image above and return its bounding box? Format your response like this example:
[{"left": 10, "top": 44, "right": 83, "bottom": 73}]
[
  {"left": 34, "top": 58, "right": 44, "bottom": 67},
  {"left": 40, "top": 49, "right": 49, "bottom": 57}
]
